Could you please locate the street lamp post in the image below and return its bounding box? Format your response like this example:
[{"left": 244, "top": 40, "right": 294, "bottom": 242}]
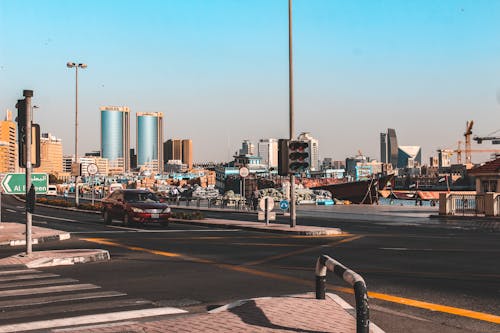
[
  {"left": 66, "top": 62, "right": 87, "bottom": 207},
  {"left": 288, "top": 0, "right": 296, "bottom": 228}
]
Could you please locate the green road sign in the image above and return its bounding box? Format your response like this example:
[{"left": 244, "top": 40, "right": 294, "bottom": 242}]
[{"left": 1, "top": 173, "right": 48, "bottom": 194}]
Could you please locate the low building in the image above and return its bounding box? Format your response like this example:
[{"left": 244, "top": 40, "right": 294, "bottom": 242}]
[{"left": 468, "top": 158, "right": 500, "bottom": 193}]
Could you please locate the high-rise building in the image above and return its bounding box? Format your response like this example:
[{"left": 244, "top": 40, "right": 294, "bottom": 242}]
[
  {"left": 258, "top": 138, "right": 278, "bottom": 168},
  {"left": 297, "top": 132, "right": 320, "bottom": 171},
  {"left": 164, "top": 139, "right": 183, "bottom": 162},
  {"left": 239, "top": 140, "right": 255, "bottom": 156},
  {"left": 182, "top": 139, "right": 193, "bottom": 170},
  {"left": 34, "top": 133, "right": 63, "bottom": 175},
  {"left": 0, "top": 110, "right": 17, "bottom": 173},
  {"left": 397, "top": 146, "right": 422, "bottom": 168},
  {"left": 386, "top": 128, "right": 398, "bottom": 168},
  {"left": 136, "top": 112, "right": 163, "bottom": 173},
  {"left": 380, "top": 133, "right": 387, "bottom": 163},
  {"left": 164, "top": 139, "right": 193, "bottom": 170},
  {"left": 100, "top": 106, "right": 130, "bottom": 174}
]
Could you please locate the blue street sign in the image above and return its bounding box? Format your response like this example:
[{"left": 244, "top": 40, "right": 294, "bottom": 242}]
[{"left": 279, "top": 200, "right": 289, "bottom": 210}]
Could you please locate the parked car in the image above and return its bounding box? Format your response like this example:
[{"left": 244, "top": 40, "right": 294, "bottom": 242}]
[
  {"left": 101, "top": 189, "right": 171, "bottom": 227},
  {"left": 46, "top": 185, "right": 58, "bottom": 196}
]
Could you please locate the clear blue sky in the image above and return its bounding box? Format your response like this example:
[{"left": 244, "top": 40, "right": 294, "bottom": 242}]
[{"left": 1, "top": 0, "right": 499, "bottom": 163}]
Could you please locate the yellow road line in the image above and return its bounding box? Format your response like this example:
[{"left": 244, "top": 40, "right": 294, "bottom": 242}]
[
  {"left": 83, "top": 237, "right": 500, "bottom": 324},
  {"left": 243, "top": 235, "right": 364, "bottom": 266}
]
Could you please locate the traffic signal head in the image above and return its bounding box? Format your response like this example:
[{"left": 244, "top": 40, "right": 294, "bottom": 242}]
[
  {"left": 288, "top": 141, "right": 310, "bottom": 173},
  {"left": 16, "top": 99, "right": 26, "bottom": 130}
]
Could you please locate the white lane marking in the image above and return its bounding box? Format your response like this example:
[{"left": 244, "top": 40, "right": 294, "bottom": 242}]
[
  {"left": 16, "top": 206, "right": 23, "bottom": 209},
  {"left": 0, "top": 273, "right": 58, "bottom": 282},
  {"left": 6, "top": 209, "right": 16, "bottom": 213},
  {"left": 32, "top": 214, "right": 76, "bottom": 222},
  {"left": 0, "top": 278, "right": 78, "bottom": 289},
  {"left": 0, "top": 307, "right": 187, "bottom": 333},
  {"left": 0, "top": 291, "right": 126, "bottom": 309},
  {"left": 105, "top": 225, "right": 143, "bottom": 231},
  {"left": 380, "top": 248, "right": 409, "bottom": 251},
  {"left": 0, "top": 284, "right": 99, "bottom": 298},
  {"left": 0, "top": 269, "right": 40, "bottom": 276},
  {"left": 71, "top": 229, "right": 243, "bottom": 234}
]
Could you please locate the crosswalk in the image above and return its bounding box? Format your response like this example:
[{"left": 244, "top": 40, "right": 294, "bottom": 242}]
[{"left": 0, "top": 266, "right": 164, "bottom": 331}]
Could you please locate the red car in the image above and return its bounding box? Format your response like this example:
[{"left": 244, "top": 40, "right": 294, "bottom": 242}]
[{"left": 102, "top": 189, "right": 171, "bottom": 227}]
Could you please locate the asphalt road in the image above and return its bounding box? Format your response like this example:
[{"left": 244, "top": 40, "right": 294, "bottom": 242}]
[{"left": 0, "top": 195, "right": 498, "bottom": 333}]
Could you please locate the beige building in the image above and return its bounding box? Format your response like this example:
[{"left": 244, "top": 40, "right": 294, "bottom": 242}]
[
  {"left": 0, "top": 110, "right": 17, "bottom": 173},
  {"left": 34, "top": 133, "right": 63, "bottom": 175},
  {"left": 182, "top": 139, "right": 193, "bottom": 170},
  {"left": 164, "top": 139, "right": 193, "bottom": 170}
]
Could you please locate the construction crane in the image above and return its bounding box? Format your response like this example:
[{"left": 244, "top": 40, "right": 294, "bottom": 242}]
[
  {"left": 464, "top": 120, "right": 473, "bottom": 164},
  {"left": 473, "top": 128, "right": 500, "bottom": 144},
  {"left": 437, "top": 121, "right": 500, "bottom": 165}
]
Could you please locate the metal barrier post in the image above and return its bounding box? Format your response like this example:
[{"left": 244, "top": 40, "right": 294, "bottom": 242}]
[{"left": 315, "top": 254, "right": 369, "bottom": 333}]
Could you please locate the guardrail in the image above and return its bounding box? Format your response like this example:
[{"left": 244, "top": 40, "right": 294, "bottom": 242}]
[
  {"left": 446, "top": 194, "right": 485, "bottom": 216},
  {"left": 315, "top": 254, "right": 369, "bottom": 333}
]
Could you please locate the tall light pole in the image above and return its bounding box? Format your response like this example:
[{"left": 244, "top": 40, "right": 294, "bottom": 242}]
[
  {"left": 288, "top": 0, "right": 296, "bottom": 227},
  {"left": 67, "top": 62, "right": 87, "bottom": 206}
]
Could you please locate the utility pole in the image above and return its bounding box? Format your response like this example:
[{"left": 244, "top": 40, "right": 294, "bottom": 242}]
[
  {"left": 288, "top": 0, "right": 296, "bottom": 228},
  {"left": 24, "top": 90, "right": 33, "bottom": 255}
]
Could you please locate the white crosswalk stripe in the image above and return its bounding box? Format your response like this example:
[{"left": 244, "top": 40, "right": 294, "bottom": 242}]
[{"left": 0, "top": 266, "right": 178, "bottom": 331}]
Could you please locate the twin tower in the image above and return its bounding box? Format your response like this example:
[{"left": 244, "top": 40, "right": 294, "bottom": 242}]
[{"left": 100, "top": 106, "right": 163, "bottom": 173}]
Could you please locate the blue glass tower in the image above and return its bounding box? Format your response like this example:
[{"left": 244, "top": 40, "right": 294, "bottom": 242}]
[
  {"left": 100, "top": 106, "right": 130, "bottom": 173},
  {"left": 136, "top": 112, "right": 163, "bottom": 172}
]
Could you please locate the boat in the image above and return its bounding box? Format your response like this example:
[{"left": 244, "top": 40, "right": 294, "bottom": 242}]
[{"left": 311, "top": 173, "right": 395, "bottom": 204}]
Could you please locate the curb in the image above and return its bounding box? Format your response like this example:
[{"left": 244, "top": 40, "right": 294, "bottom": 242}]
[
  {"left": 0, "top": 249, "right": 111, "bottom": 268},
  {"left": 0, "top": 233, "right": 71, "bottom": 248},
  {"left": 25, "top": 250, "right": 110, "bottom": 268},
  {"left": 171, "top": 219, "right": 342, "bottom": 236}
]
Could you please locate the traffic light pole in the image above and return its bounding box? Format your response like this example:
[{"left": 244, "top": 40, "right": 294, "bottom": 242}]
[
  {"left": 288, "top": 0, "right": 296, "bottom": 228},
  {"left": 24, "top": 90, "right": 33, "bottom": 255}
]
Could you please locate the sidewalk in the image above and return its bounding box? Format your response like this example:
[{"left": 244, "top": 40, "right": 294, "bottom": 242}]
[
  {"left": 172, "top": 217, "right": 343, "bottom": 235},
  {"left": 0, "top": 222, "right": 109, "bottom": 268},
  {"left": 0, "top": 222, "right": 71, "bottom": 247},
  {"left": 7, "top": 293, "right": 384, "bottom": 333}
]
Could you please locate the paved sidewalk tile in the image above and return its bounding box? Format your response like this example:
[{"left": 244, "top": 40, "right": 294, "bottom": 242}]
[{"left": 63, "top": 294, "right": 364, "bottom": 333}]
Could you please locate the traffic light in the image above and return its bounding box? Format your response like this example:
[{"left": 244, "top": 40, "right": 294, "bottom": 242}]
[
  {"left": 278, "top": 139, "right": 289, "bottom": 176},
  {"left": 288, "top": 140, "right": 310, "bottom": 173},
  {"left": 16, "top": 99, "right": 26, "bottom": 139}
]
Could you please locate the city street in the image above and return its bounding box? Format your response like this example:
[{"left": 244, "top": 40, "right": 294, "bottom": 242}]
[{"left": 0, "top": 195, "right": 499, "bottom": 332}]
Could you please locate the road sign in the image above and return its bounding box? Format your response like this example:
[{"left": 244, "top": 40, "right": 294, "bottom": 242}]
[
  {"left": 259, "top": 196, "right": 274, "bottom": 212},
  {"left": 87, "top": 163, "right": 98, "bottom": 175},
  {"left": 1, "top": 173, "right": 48, "bottom": 194},
  {"left": 239, "top": 167, "right": 249, "bottom": 178},
  {"left": 279, "top": 200, "right": 289, "bottom": 210}
]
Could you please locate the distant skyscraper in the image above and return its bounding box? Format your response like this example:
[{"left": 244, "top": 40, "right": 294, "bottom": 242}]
[
  {"left": 164, "top": 139, "right": 193, "bottom": 170},
  {"left": 182, "top": 139, "right": 193, "bottom": 170},
  {"left": 239, "top": 140, "right": 255, "bottom": 156},
  {"left": 380, "top": 133, "right": 387, "bottom": 163},
  {"left": 100, "top": 106, "right": 130, "bottom": 173},
  {"left": 0, "top": 110, "right": 17, "bottom": 173},
  {"left": 258, "top": 138, "right": 278, "bottom": 168},
  {"left": 34, "top": 133, "right": 63, "bottom": 175},
  {"left": 386, "top": 128, "right": 398, "bottom": 168},
  {"left": 397, "top": 146, "right": 422, "bottom": 168},
  {"left": 297, "top": 132, "right": 319, "bottom": 171},
  {"left": 136, "top": 112, "right": 163, "bottom": 173},
  {"left": 164, "top": 139, "right": 183, "bottom": 162}
]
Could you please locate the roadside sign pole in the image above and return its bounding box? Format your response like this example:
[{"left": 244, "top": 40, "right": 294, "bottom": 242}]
[
  {"left": 24, "top": 90, "right": 33, "bottom": 255},
  {"left": 288, "top": 0, "right": 296, "bottom": 228},
  {"left": 265, "top": 198, "right": 269, "bottom": 225}
]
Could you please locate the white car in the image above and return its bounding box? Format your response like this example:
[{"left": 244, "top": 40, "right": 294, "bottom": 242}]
[{"left": 46, "top": 185, "right": 58, "bottom": 196}]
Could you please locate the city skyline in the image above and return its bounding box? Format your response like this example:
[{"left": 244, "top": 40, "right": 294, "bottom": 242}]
[{"left": 1, "top": 0, "right": 499, "bottom": 163}]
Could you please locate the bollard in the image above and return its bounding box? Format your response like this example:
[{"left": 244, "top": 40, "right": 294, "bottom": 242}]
[{"left": 315, "top": 255, "right": 369, "bottom": 333}]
